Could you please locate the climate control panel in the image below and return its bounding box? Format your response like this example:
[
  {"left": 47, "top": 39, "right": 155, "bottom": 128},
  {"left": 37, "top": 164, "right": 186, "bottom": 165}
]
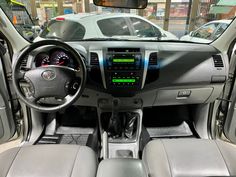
[{"left": 110, "top": 72, "right": 141, "bottom": 87}]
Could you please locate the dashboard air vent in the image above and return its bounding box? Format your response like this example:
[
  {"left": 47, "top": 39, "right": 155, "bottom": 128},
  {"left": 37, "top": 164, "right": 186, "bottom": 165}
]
[
  {"left": 20, "top": 55, "right": 28, "bottom": 70},
  {"left": 149, "top": 52, "right": 158, "bottom": 65},
  {"left": 90, "top": 52, "right": 99, "bottom": 65},
  {"left": 213, "top": 55, "right": 224, "bottom": 67}
]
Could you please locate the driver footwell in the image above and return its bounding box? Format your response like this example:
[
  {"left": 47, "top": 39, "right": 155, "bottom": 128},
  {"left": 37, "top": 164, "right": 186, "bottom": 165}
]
[
  {"left": 36, "top": 106, "right": 99, "bottom": 152},
  {"left": 37, "top": 130, "right": 93, "bottom": 146}
]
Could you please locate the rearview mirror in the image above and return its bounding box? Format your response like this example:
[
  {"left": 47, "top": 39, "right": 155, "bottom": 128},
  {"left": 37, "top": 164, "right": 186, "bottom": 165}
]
[{"left": 93, "top": 0, "right": 147, "bottom": 9}]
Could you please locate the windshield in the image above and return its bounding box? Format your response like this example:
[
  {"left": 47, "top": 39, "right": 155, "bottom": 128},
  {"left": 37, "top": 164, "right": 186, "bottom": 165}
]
[{"left": 1, "top": 0, "right": 236, "bottom": 43}]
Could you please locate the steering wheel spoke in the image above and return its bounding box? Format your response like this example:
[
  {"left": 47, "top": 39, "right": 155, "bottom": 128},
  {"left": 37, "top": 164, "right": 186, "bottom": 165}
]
[
  {"left": 75, "top": 68, "right": 83, "bottom": 79},
  {"left": 63, "top": 95, "right": 74, "bottom": 103},
  {"left": 27, "top": 95, "right": 39, "bottom": 103},
  {"left": 14, "top": 70, "right": 27, "bottom": 81}
]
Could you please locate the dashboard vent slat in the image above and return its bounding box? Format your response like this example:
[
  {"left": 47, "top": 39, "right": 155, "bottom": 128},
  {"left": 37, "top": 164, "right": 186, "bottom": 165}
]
[
  {"left": 90, "top": 52, "right": 99, "bottom": 66},
  {"left": 213, "top": 55, "right": 224, "bottom": 68},
  {"left": 149, "top": 52, "right": 158, "bottom": 65},
  {"left": 20, "top": 55, "right": 28, "bottom": 70}
]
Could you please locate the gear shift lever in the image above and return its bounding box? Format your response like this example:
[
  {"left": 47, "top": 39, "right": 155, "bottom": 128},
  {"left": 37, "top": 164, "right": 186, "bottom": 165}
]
[{"left": 107, "top": 99, "right": 122, "bottom": 138}]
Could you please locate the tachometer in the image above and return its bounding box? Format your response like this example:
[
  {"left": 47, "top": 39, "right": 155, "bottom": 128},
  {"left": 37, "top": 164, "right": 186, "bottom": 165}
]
[
  {"left": 41, "top": 56, "right": 50, "bottom": 66},
  {"left": 56, "top": 52, "right": 70, "bottom": 66},
  {"left": 35, "top": 53, "right": 50, "bottom": 67}
]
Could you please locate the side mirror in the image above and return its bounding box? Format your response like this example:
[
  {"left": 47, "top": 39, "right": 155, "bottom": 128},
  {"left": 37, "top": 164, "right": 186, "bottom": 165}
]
[
  {"left": 156, "top": 31, "right": 162, "bottom": 39},
  {"left": 189, "top": 31, "right": 194, "bottom": 36},
  {"left": 32, "top": 25, "right": 41, "bottom": 34}
]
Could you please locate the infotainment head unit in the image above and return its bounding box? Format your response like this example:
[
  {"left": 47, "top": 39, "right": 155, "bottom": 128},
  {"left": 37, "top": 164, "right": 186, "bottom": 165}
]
[
  {"left": 106, "top": 53, "right": 142, "bottom": 70},
  {"left": 104, "top": 48, "right": 144, "bottom": 96}
]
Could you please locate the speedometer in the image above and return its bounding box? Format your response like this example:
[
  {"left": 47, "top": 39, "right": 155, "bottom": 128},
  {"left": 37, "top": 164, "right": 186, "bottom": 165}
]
[
  {"left": 56, "top": 52, "right": 70, "bottom": 66},
  {"left": 50, "top": 51, "right": 70, "bottom": 66}
]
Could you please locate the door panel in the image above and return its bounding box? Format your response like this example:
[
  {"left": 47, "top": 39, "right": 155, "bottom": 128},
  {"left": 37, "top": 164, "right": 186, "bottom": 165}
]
[
  {"left": 223, "top": 44, "right": 236, "bottom": 144},
  {"left": 0, "top": 42, "right": 15, "bottom": 144},
  {"left": 224, "top": 101, "right": 236, "bottom": 144}
]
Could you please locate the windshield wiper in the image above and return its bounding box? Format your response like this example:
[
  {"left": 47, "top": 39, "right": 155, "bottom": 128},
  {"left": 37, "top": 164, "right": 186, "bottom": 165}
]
[{"left": 160, "top": 39, "right": 195, "bottom": 43}]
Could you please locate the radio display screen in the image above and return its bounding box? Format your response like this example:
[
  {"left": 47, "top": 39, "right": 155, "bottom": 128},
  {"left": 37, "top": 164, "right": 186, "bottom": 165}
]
[
  {"left": 106, "top": 53, "right": 142, "bottom": 70},
  {"left": 112, "top": 79, "right": 136, "bottom": 83},
  {"left": 113, "top": 58, "right": 135, "bottom": 63}
]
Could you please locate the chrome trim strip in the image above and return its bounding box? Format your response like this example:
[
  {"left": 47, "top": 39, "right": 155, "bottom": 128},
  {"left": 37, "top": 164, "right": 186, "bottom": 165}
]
[
  {"left": 90, "top": 50, "right": 107, "bottom": 89},
  {"left": 142, "top": 50, "right": 156, "bottom": 89}
]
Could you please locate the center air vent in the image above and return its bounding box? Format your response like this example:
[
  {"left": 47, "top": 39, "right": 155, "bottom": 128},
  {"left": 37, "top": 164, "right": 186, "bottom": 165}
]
[
  {"left": 213, "top": 55, "right": 224, "bottom": 67},
  {"left": 90, "top": 52, "right": 99, "bottom": 66},
  {"left": 149, "top": 52, "right": 158, "bottom": 65}
]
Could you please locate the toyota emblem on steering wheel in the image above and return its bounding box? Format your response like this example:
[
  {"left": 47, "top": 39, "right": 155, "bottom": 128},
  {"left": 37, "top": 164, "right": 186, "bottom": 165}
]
[{"left": 42, "top": 70, "right": 56, "bottom": 81}]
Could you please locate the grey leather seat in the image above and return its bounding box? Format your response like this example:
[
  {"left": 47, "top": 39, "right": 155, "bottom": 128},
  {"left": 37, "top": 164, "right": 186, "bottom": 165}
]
[
  {"left": 143, "top": 139, "right": 236, "bottom": 177},
  {"left": 0, "top": 144, "right": 97, "bottom": 177}
]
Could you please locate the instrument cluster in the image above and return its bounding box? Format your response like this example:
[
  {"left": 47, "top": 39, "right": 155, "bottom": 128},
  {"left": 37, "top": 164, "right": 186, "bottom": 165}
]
[{"left": 34, "top": 49, "right": 79, "bottom": 69}]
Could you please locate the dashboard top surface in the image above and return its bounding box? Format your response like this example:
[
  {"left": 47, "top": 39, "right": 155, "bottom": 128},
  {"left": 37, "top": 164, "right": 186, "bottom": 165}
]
[{"left": 15, "top": 40, "right": 228, "bottom": 107}]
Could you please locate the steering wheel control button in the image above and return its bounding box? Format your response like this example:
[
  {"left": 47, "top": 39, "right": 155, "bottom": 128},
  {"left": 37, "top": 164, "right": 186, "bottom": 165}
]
[
  {"left": 72, "top": 82, "right": 79, "bottom": 90},
  {"left": 41, "top": 70, "right": 56, "bottom": 81}
]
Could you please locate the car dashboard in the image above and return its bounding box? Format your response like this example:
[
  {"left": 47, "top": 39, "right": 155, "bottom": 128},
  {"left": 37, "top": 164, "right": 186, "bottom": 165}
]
[{"left": 19, "top": 41, "right": 228, "bottom": 109}]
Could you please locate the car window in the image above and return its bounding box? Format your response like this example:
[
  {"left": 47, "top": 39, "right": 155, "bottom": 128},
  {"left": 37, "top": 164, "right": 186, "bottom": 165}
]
[
  {"left": 214, "top": 23, "right": 228, "bottom": 39},
  {"left": 1, "top": 0, "right": 235, "bottom": 43},
  {"left": 130, "top": 17, "right": 161, "bottom": 38},
  {"left": 97, "top": 17, "right": 130, "bottom": 36},
  {"left": 40, "top": 20, "right": 86, "bottom": 41},
  {"left": 192, "top": 23, "right": 219, "bottom": 40},
  {"left": 0, "top": 1, "right": 37, "bottom": 41}
]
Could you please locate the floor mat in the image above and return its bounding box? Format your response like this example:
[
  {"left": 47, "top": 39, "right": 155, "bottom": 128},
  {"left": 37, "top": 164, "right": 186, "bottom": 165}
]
[
  {"left": 59, "top": 134, "right": 89, "bottom": 145},
  {"left": 37, "top": 134, "right": 90, "bottom": 145},
  {"left": 37, "top": 135, "right": 61, "bottom": 144},
  {"left": 146, "top": 121, "right": 193, "bottom": 138},
  {"left": 37, "top": 127, "right": 93, "bottom": 145}
]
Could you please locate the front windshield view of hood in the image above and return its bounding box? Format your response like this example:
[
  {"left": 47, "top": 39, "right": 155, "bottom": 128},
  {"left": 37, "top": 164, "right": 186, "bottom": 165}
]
[{"left": 0, "top": 1, "right": 236, "bottom": 177}]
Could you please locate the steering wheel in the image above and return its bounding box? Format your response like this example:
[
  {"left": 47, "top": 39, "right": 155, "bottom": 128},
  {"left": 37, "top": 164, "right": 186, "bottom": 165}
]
[{"left": 12, "top": 40, "right": 86, "bottom": 112}]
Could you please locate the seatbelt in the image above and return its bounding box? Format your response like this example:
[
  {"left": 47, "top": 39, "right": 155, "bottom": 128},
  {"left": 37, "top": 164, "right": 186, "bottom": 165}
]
[{"left": 217, "top": 44, "right": 236, "bottom": 135}]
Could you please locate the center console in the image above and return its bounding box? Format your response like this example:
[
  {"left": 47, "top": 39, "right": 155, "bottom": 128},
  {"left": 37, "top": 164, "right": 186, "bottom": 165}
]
[
  {"left": 91, "top": 48, "right": 154, "bottom": 158},
  {"left": 98, "top": 99, "right": 143, "bottom": 159}
]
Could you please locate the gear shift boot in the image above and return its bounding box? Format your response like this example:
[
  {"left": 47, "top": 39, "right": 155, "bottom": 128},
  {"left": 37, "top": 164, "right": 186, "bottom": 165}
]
[
  {"left": 125, "top": 113, "right": 138, "bottom": 139},
  {"left": 107, "top": 113, "right": 122, "bottom": 138}
]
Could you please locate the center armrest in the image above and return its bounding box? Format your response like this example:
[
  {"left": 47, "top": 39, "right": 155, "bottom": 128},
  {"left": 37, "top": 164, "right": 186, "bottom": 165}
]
[{"left": 96, "top": 159, "right": 148, "bottom": 177}]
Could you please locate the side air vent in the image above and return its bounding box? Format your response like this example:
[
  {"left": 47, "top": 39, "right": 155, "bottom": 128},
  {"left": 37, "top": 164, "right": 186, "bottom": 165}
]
[
  {"left": 90, "top": 52, "right": 99, "bottom": 66},
  {"left": 20, "top": 56, "right": 28, "bottom": 70},
  {"left": 213, "top": 55, "right": 224, "bottom": 67},
  {"left": 149, "top": 52, "right": 158, "bottom": 65}
]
